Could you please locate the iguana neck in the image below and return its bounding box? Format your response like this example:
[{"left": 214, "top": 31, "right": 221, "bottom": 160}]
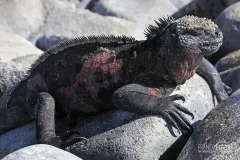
[{"left": 118, "top": 38, "right": 167, "bottom": 83}]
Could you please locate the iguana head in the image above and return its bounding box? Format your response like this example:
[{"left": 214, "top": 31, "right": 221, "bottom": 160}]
[{"left": 144, "top": 15, "right": 223, "bottom": 84}]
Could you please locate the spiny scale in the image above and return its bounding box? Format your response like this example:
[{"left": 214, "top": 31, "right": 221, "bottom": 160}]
[
  {"left": 144, "top": 17, "right": 176, "bottom": 39},
  {"left": 28, "top": 35, "right": 136, "bottom": 76},
  {"left": 177, "top": 15, "right": 217, "bottom": 32},
  {"left": 47, "top": 35, "right": 135, "bottom": 55}
]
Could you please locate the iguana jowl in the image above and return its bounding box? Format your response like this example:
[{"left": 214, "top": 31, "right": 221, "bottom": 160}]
[{"left": 1, "top": 15, "right": 228, "bottom": 148}]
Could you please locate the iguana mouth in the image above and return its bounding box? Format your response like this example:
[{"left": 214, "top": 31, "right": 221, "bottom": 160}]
[
  {"left": 175, "top": 68, "right": 196, "bottom": 85},
  {"left": 199, "top": 40, "right": 222, "bottom": 55},
  {"left": 167, "top": 65, "right": 198, "bottom": 85},
  {"left": 200, "top": 40, "right": 222, "bottom": 46}
]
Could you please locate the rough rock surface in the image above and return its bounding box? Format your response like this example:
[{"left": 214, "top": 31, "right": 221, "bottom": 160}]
[
  {"left": 172, "top": 0, "right": 239, "bottom": 19},
  {"left": 215, "top": 49, "right": 240, "bottom": 72},
  {"left": 0, "top": 0, "right": 45, "bottom": 40},
  {"left": 91, "top": 0, "right": 178, "bottom": 29},
  {"left": 36, "top": 0, "right": 145, "bottom": 42},
  {"left": 170, "top": 0, "right": 192, "bottom": 9},
  {"left": 45, "top": 0, "right": 144, "bottom": 40},
  {"left": 177, "top": 92, "right": 240, "bottom": 160},
  {"left": 58, "top": 0, "right": 92, "bottom": 9},
  {"left": 213, "top": 2, "right": 240, "bottom": 62},
  {"left": 0, "top": 0, "right": 145, "bottom": 43},
  {"left": 0, "top": 62, "right": 28, "bottom": 98},
  {"left": 0, "top": 32, "right": 42, "bottom": 62},
  {"left": 0, "top": 123, "right": 36, "bottom": 159},
  {"left": 0, "top": 74, "right": 215, "bottom": 159},
  {"left": 0, "top": 61, "right": 30, "bottom": 138},
  {"left": 11, "top": 54, "right": 40, "bottom": 67},
  {"left": 232, "top": 87, "right": 240, "bottom": 96},
  {"left": 1, "top": 144, "right": 82, "bottom": 160},
  {"left": 0, "top": 118, "right": 73, "bottom": 159}
]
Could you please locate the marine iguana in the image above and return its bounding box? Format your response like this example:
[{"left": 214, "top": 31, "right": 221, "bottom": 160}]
[{"left": 0, "top": 15, "right": 228, "bottom": 148}]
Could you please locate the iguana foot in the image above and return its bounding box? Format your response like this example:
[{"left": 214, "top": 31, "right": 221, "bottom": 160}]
[
  {"left": 158, "top": 94, "right": 194, "bottom": 135},
  {"left": 59, "top": 130, "right": 87, "bottom": 148},
  {"left": 223, "top": 83, "right": 232, "bottom": 95}
]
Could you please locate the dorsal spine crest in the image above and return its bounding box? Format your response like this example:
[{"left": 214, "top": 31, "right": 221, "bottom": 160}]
[
  {"left": 144, "top": 17, "right": 176, "bottom": 39},
  {"left": 28, "top": 35, "right": 136, "bottom": 76}
]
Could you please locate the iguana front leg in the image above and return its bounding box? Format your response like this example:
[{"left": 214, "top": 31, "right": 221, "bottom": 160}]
[
  {"left": 197, "top": 57, "right": 232, "bottom": 102},
  {"left": 112, "top": 84, "right": 194, "bottom": 134}
]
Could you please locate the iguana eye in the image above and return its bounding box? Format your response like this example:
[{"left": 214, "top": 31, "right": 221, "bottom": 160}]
[
  {"left": 189, "top": 30, "right": 202, "bottom": 36},
  {"left": 204, "top": 30, "right": 212, "bottom": 35}
]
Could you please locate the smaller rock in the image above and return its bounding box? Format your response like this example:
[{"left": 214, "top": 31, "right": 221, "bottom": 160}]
[
  {"left": 0, "top": 0, "right": 45, "bottom": 40},
  {"left": 91, "top": 0, "right": 177, "bottom": 29},
  {"left": 36, "top": 35, "right": 67, "bottom": 51},
  {"left": 0, "top": 123, "right": 36, "bottom": 159},
  {"left": 0, "top": 119, "right": 73, "bottom": 159},
  {"left": 231, "top": 87, "right": 240, "bottom": 96},
  {"left": 212, "top": 2, "right": 240, "bottom": 62},
  {"left": 170, "top": 0, "right": 192, "bottom": 9},
  {"left": 0, "top": 32, "right": 42, "bottom": 61},
  {"left": 0, "top": 61, "right": 28, "bottom": 98},
  {"left": 1, "top": 144, "right": 82, "bottom": 160},
  {"left": 58, "top": 0, "right": 92, "bottom": 9},
  {"left": 0, "top": 61, "right": 30, "bottom": 135},
  {"left": 215, "top": 49, "right": 240, "bottom": 72},
  {"left": 11, "top": 54, "right": 40, "bottom": 67},
  {"left": 172, "top": 0, "right": 238, "bottom": 19},
  {"left": 36, "top": 0, "right": 145, "bottom": 41}
]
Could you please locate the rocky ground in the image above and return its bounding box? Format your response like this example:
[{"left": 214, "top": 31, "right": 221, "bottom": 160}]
[{"left": 0, "top": 0, "right": 240, "bottom": 160}]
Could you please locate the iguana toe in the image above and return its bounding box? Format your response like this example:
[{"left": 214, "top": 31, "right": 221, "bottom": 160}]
[
  {"left": 160, "top": 102, "right": 194, "bottom": 135},
  {"left": 223, "top": 83, "right": 232, "bottom": 95},
  {"left": 59, "top": 130, "right": 87, "bottom": 148}
]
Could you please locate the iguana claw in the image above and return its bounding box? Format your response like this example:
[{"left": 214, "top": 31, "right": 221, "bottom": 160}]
[
  {"left": 223, "top": 83, "right": 232, "bottom": 95},
  {"left": 160, "top": 95, "right": 194, "bottom": 135},
  {"left": 60, "top": 130, "right": 87, "bottom": 148}
]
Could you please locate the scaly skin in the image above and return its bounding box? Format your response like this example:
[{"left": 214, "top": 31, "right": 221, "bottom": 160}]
[{"left": 0, "top": 16, "right": 227, "bottom": 148}]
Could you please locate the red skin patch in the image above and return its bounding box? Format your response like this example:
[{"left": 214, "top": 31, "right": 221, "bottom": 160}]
[
  {"left": 173, "top": 66, "right": 198, "bottom": 85},
  {"left": 148, "top": 88, "right": 162, "bottom": 97},
  {"left": 78, "top": 50, "right": 121, "bottom": 99},
  {"left": 55, "top": 49, "right": 123, "bottom": 113}
]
